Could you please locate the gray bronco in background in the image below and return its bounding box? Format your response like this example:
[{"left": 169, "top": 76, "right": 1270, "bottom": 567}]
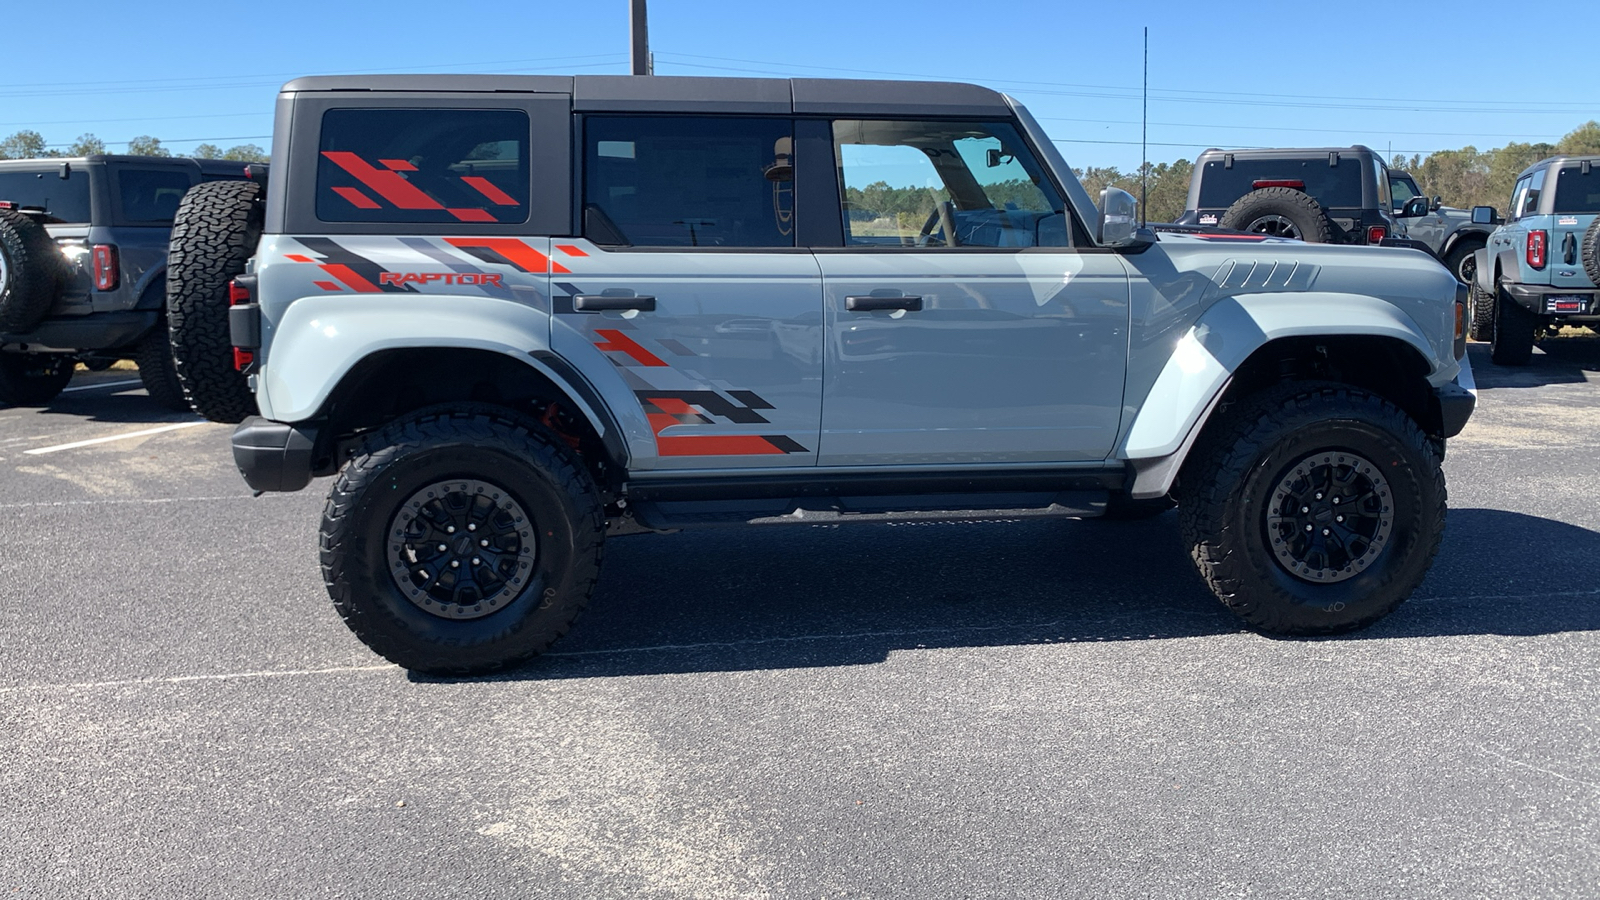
[
  {"left": 1388, "top": 170, "right": 1495, "bottom": 286},
  {"left": 0, "top": 155, "right": 258, "bottom": 406},
  {"left": 167, "top": 75, "right": 1475, "bottom": 674}
]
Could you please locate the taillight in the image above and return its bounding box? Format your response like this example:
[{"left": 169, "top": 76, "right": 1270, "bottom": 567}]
[
  {"left": 92, "top": 244, "right": 119, "bottom": 291},
  {"left": 233, "top": 348, "right": 255, "bottom": 371},
  {"left": 228, "top": 278, "right": 252, "bottom": 305},
  {"left": 1366, "top": 225, "right": 1387, "bottom": 244},
  {"left": 1252, "top": 179, "right": 1305, "bottom": 189},
  {"left": 1526, "top": 230, "right": 1547, "bottom": 269}
]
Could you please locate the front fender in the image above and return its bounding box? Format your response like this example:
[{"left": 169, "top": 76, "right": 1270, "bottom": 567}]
[
  {"left": 1472, "top": 247, "right": 1494, "bottom": 294},
  {"left": 255, "top": 294, "right": 606, "bottom": 439},
  {"left": 1121, "top": 292, "right": 1444, "bottom": 463}
]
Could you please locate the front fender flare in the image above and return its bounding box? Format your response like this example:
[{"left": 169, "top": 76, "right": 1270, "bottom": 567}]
[
  {"left": 255, "top": 295, "right": 608, "bottom": 444},
  {"left": 1120, "top": 292, "right": 1443, "bottom": 498}
]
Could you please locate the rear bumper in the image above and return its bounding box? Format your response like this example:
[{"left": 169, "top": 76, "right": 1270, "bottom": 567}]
[
  {"left": 1503, "top": 283, "right": 1599, "bottom": 317},
  {"left": 232, "top": 417, "right": 319, "bottom": 493},
  {"left": 0, "top": 311, "right": 158, "bottom": 352}
]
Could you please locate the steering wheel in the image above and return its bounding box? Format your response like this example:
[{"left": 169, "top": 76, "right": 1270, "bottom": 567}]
[{"left": 914, "top": 201, "right": 961, "bottom": 248}]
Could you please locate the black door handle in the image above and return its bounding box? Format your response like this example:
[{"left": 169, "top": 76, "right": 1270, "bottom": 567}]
[
  {"left": 574, "top": 294, "right": 656, "bottom": 312},
  {"left": 845, "top": 294, "right": 923, "bottom": 312}
]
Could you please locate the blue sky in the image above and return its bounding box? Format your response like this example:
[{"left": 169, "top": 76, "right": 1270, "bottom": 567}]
[{"left": 2, "top": 0, "right": 1595, "bottom": 172}]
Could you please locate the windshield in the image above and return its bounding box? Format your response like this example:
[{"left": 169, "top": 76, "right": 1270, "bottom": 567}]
[{"left": 0, "top": 169, "right": 92, "bottom": 223}]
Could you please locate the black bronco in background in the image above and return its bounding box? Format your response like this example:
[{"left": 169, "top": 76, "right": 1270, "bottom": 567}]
[
  {"left": 0, "top": 155, "right": 259, "bottom": 406},
  {"left": 1174, "top": 145, "right": 1412, "bottom": 248}
]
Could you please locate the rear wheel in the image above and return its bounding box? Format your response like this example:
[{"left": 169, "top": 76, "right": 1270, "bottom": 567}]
[
  {"left": 1489, "top": 283, "right": 1536, "bottom": 365},
  {"left": 1467, "top": 281, "right": 1495, "bottom": 342},
  {"left": 320, "top": 407, "right": 606, "bottom": 674},
  {"left": 167, "top": 180, "right": 262, "bottom": 423},
  {"left": 1177, "top": 383, "right": 1444, "bottom": 635},
  {"left": 134, "top": 323, "right": 189, "bottom": 412},
  {"left": 0, "top": 352, "right": 73, "bottom": 405},
  {"left": 0, "top": 210, "right": 61, "bottom": 333}
]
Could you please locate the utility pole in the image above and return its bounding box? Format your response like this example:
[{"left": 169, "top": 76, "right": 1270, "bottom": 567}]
[
  {"left": 631, "top": 0, "right": 652, "bottom": 75},
  {"left": 1141, "top": 27, "right": 1148, "bottom": 226}
]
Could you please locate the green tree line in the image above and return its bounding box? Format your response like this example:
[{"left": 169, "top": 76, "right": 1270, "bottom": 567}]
[{"left": 0, "top": 129, "right": 267, "bottom": 162}]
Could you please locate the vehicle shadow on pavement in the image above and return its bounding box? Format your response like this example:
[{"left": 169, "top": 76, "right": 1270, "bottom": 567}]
[
  {"left": 413, "top": 507, "right": 1600, "bottom": 683},
  {"left": 1471, "top": 337, "right": 1600, "bottom": 390}
]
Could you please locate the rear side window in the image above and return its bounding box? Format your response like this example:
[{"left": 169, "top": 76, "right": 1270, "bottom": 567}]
[
  {"left": 0, "top": 169, "right": 91, "bottom": 223},
  {"left": 117, "top": 169, "right": 193, "bottom": 223},
  {"left": 316, "top": 108, "right": 530, "bottom": 225},
  {"left": 1553, "top": 165, "right": 1600, "bottom": 213},
  {"left": 583, "top": 116, "right": 795, "bottom": 248},
  {"left": 1198, "top": 158, "right": 1364, "bottom": 208}
]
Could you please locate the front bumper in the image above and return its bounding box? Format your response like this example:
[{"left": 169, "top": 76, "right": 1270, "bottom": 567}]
[
  {"left": 232, "top": 417, "right": 320, "bottom": 493},
  {"left": 1435, "top": 353, "right": 1476, "bottom": 439},
  {"left": 1503, "top": 283, "right": 1599, "bottom": 318}
]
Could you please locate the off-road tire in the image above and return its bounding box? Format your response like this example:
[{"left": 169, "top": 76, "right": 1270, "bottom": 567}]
[
  {"left": 167, "top": 180, "right": 262, "bottom": 423},
  {"left": 1467, "top": 280, "right": 1495, "bottom": 342},
  {"left": 1489, "top": 283, "right": 1537, "bottom": 366},
  {"left": 1218, "top": 188, "right": 1334, "bottom": 243},
  {"left": 1443, "top": 237, "right": 1484, "bottom": 286},
  {"left": 134, "top": 323, "right": 189, "bottom": 412},
  {"left": 1176, "top": 382, "right": 1445, "bottom": 635},
  {"left": 1581, "top": 218, "right": 1600, "bottom": 289},
  {"left": 0, "top": 352, "right": 73, "bottom": 405},
  {"left": 320, "top": 406, "right": 606, "bottom": 675},
  {"left": 0, "top": 210, "right": 62, "bottom": 333}
]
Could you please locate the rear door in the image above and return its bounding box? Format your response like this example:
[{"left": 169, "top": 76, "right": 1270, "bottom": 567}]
[
  {"left": 813, "top": 118, "right": 1128, "bottom": 466},
  {"left": 548, "top": 114, "right": 824, "bottom": 470}
]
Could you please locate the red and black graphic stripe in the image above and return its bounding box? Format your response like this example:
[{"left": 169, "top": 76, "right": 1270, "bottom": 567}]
[
  {"left": 292, "top": 237, "right": 415, "bottom": 293},
  {"left": 443, "top": 238, "right": 569, "bottom": 274},
  {"left": 636, "top": 390, "right": 806, "bottom": 456}
]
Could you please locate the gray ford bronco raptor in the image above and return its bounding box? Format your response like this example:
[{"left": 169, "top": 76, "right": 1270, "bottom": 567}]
[{"left": 167, "top": 75, "right": 1476, "bottom": 674}]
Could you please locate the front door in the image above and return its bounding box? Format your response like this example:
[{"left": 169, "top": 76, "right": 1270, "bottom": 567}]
[{"left": 815, "top": 118, "right": 1129, "bottom": 466}]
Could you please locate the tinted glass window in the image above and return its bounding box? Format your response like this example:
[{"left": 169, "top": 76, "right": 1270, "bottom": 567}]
[
  {"left": 118, "top": 169, "right": 192, "bottom": 223},
  {"left": 317, "top": 108, "right": 529, "bottom": 224},
  {"left": 1508, "top": 176, "right": 1531, "bottom": 221},
  {"left": 1553, "top": 165, "right": 1600, "bottom": 213},
  {"left": 0, "top": 169, "right": 91, "bottom": 223},
  {"left": 1389, "top": 175, "right": 1419, "bottom": 210},
  {"left": 833, "top": 120, "right": 1067, "bottom": 248},
  {"left": 1197, "top": 158, "right": 1364, "bottom": 208},
  {"left": 584, "top": 116, "right": 795, "bottom": 248}
]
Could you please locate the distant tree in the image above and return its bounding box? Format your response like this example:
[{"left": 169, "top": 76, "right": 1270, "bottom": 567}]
[
  {"left": 67, "top": 133, "right": 106, "bottom": 156},
  {"left": 1557, "top": 121, "right": 1600, "bottom": 156},
  {"left": 0, "top": 130, "right": 48, "bottom": 159},
  {"left": 220, "top": 143, "right": 268, "bottom": 162},
  {"left": 126, "top": 135, "right": 171, "bottom": 157},
  {"left": 191, "top": 143, "right": 223, "bottom": 159}
]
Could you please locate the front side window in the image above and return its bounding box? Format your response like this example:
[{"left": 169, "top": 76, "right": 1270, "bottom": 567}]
[
  {"left": 118, "top": 169, "right": 192, "bottom": 223},
  {"left": 833, "top": 120, "right": 1068, "bottom": 248},
  {"left": 583, "top": 116, "right": 795, "bottom": 248},
  {"left": 1389, "top": 175, "right": 1419, "bottom": 212},
  {"left": 316, "top": 108, "right": 529, "bottom": 225}
]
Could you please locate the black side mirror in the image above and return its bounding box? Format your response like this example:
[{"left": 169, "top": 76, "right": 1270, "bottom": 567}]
[
  {"left": 1430, "top": 196, "right": 1442, "bottom": 212},
  {"left": 1401, "top": 196, "right": 1430, "bottom": 218},
  {"left": 1470, "top": 206, "right": 1497, "bottom": 225}
]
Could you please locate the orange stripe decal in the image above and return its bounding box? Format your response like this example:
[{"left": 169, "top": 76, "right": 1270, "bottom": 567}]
[
  {"left": 319, "top": 264, "right": 381, "bottom": 293},
  {"left": 593, "top": 329, "right": 668, "bottom": 367},
  {"left": 442, "top": 237, "right": 552, "bottom": 273},
  {"left": 461, "top": 176, "right": 521, "bottom": 206}
]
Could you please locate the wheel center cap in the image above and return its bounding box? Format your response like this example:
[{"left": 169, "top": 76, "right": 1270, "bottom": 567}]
[{"left": 454, "top": 534, "right": 475, "bottom": 555}]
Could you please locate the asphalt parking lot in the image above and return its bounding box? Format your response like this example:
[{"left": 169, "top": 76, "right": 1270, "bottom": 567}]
[{"left": 3, "top": 342, "right": 1598, "bottom": 899}]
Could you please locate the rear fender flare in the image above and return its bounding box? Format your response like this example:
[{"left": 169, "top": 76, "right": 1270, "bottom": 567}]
[{"left": 1121, "top": 292, "right": 1440, "bottom": 498}]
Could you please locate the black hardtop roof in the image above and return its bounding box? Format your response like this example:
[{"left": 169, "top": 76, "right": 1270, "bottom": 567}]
[
  {"left": 1518, "top": 154, "right": 1600, "bottom": 179},
  {"left": 278, "top": 74, "right": 1014, "bottom": 117},
  {"left": 1196, "top": 145, "right": 1381, "bottom": 160}
]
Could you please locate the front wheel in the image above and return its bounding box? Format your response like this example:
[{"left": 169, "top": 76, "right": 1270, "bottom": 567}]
[
  {"left": 1177, "top": 383, "right": 1445, "bottom": 635},
  {"left": 319, "top": 407, "right": 606, "bottom": 674},
  {"left": 1443, "top": 239, "right": 1483, "bottom": 286}
]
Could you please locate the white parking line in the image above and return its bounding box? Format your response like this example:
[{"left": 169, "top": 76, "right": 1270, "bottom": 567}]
[
  {"left": 61, "top": 378, "right": 143, "bottom": 394},
  {"left": 24, "top": 421, "right": 207, "bottom": 455}
]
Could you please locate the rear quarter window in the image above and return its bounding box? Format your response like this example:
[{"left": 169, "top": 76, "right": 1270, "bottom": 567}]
[
  {"left": 1552, "top": 165, "right": 1600, "bottom": 213},
  {"left": 0, "top": 169, "right": 92, "bottom": 223},
  {"left": 1198, "top": 158, "right": 1364, "bottom": 209},
  {"left": 316, "top": 108, "right": 530, "bottom": 225},
  {"left": 116, "top": 169, "right": 194, "bottom": 224}
]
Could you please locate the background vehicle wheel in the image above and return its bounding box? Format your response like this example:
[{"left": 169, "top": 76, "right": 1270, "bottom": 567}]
[
  {"left": 1467, "top": 281, "right": 1495, "bottom": 342},
  {"left": 1582, "top": 219, "right": 1600, "bottom": 289},
  {"left": 134, "top": 323, "right": 190, "bottom": 412},
  {"left": 167, "top": 180, "right": 262, "bottom": 424},
  {"left": 320, "top": 407, "right": 606, "bottom": 675},
  {"left": 1176, "top": 382, "right": 1445, "bottom": 635},
  {"left": 1443, "top": 238, "right": 1484, "bottom": 286},
  {"left": 1489, "top": 283, "right": 1536, "bottom": 366},
  {"left": 0, "top": 352, "right": 73, "bottom": 405},
  {"left": 1218, "top": 188, "right": 1333, "bottom": 243},
  {"left": 0, "top": 209, "right": 62, "bottom": 333}
]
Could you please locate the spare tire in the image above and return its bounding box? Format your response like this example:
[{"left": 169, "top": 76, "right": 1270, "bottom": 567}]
[
  {"left": 167, "top": 180, "right": 263, "bottom": 424},
  {"left": 1218, "top": 187, "right": 1334, "bottom": 243},
  {"left": 1582, "top": 218, "right": 1600, "bottom": 289},
  {"left": 0, "top": 210, "right": 62, "bottom": 333}
]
